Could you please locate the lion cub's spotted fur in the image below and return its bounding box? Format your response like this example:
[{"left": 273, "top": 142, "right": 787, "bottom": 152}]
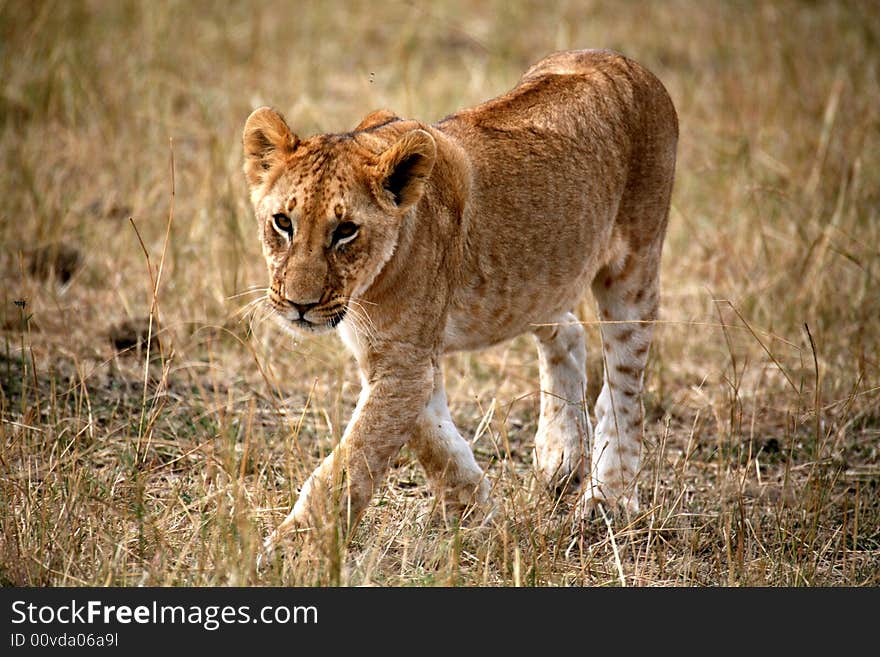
[{"left": 243, "top": 50, "right": 677, "bottom": 554}]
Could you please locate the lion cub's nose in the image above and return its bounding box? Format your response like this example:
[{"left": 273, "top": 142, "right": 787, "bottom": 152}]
[{"left": 287, "top": 300, "right": 318, "bottom": 317}]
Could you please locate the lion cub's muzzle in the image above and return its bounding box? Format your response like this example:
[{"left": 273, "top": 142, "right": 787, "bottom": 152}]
[{"left": 270, "top": 294, "right": 348, "bottom": 333}]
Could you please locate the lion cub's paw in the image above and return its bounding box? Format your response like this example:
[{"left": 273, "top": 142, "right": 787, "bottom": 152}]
[
  {"left": 534, "top": 434, "right": 585, "bottom": 495},
  {"left": 575, "top": 485, "right": 640, "bottom": 524}
]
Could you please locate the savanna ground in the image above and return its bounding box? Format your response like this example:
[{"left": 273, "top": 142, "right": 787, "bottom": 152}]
[{"left": 1, "top": 0, "right": 878, "bottom": 586}]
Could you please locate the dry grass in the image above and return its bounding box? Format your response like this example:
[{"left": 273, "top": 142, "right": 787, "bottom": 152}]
[{"left": 1, "top": 0, "right": 878, "bottom": 586}]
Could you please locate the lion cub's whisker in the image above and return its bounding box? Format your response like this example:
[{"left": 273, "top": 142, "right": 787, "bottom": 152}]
[{"left": 226, "top": 287, "right": 268, "bottom": 301}]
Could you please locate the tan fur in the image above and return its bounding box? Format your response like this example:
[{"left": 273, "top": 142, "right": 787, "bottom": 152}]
[{"left": 243, "top": 50, "right": 678, "bottom": 554}]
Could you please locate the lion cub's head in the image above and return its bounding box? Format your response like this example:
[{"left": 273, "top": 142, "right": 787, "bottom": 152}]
[{"left": 242, "top": 107, "right": 436, "bottom": 334}]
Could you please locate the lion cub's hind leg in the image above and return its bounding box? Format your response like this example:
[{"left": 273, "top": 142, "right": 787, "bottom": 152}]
[
  {"left": 582, "top": 246, "right": 661, "bottom": 516},
  {"left": 532, "top": 312, "right": 591, "bottom": 495},
  {"left": 409, "top": 367, "right": 491, "bottom": 523}
]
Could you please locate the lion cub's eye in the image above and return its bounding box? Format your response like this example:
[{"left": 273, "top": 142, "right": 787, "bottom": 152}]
[
  {"left": 272, "top": 213, "right": 293, "bottom": 238},
  {"left": 333, "top": 221, "right": 359, "bottom": 246}
]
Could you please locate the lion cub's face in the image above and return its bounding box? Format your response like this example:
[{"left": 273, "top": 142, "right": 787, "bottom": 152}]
[{"left": 242, "top": 107, "right": 435, "bottom": 334}]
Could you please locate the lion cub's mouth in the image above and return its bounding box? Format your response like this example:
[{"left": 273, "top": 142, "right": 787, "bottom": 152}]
[{"left": 274, "top": 305, "right": 347, "bottom": 334}]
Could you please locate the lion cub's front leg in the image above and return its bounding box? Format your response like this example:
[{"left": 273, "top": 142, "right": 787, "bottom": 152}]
[
  {"left": 408, "top": 366, "right": 491, "bottom": 520},
  {"left": 263, "top": 356, "right": 434, "bottom": 557}
]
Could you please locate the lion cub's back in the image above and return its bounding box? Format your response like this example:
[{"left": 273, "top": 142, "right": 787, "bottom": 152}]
[{"left": 447, "top": 49, "right": 676, "bottom": 146}]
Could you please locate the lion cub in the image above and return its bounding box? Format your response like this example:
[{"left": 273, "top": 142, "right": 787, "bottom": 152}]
[{"left": 243, "top": 49, "right": 677, "bottom": 554}]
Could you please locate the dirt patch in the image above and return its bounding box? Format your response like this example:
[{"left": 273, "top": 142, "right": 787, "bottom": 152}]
[
  {"left": 27, "top": 244, "right": 83, "bottom": 285},
  {"left": 108, "top": 317, "right": 161, "bottom": 354}
]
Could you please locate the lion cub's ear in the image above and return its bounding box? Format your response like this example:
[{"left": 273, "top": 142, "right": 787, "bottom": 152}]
[
  {"left": 242, "top": 107, "right": 299, "bottom": 188},
  {"left": 354, "top": 109, "right": 400, "bottom": 131},
  {"left": 376, "top": 129, "right": 436, "bottom": 211}
]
